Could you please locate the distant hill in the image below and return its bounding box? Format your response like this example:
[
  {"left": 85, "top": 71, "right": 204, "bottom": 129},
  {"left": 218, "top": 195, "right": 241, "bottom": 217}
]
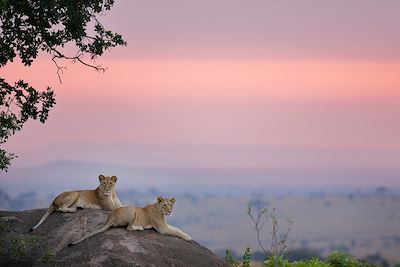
[{"left": 2, "top": 160, "right": 399, "bottom": 196}]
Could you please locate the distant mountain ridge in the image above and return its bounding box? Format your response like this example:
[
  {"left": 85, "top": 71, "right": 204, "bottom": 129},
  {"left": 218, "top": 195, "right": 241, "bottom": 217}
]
[{"left": 1, "top": 160, "right": 399, "bottom": 196}]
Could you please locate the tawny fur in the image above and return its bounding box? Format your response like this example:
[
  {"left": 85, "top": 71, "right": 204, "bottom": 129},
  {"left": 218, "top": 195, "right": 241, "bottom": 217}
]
[
  {"left": 30, "top": 175, "right": 122, "bottom": 231},
  {"left": 69, "top": 196, "right": 191, "bottom": 246}
]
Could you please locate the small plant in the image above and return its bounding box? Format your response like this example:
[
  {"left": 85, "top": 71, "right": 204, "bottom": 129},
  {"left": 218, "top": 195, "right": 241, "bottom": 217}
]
[
  {"left": 327, "top": 251, "right": 358, "bottom": 267},
  {"left": 30, "top": 235, "right": 40, "bottom": 244},
  {"left": 264, "top": 255, "right": 291, "bottom": 267},
  {"left": 247, "top": 198, "right": 294, "bottom": 258},
  {"left": 242, "top": 247, "right": 252, "bottom": 267},
  {"left": 261, "top": 253, "right": 382, "bottom": 267},
  {"left": 0, "top": 218, "right": 11, "bottom": 232},
  {"left": 41, "top": 248, "right": 54, "bottom": 263},
  {"left": 225, "top": 249, "right": 240, "bottom": 266},
  {"left": 225, "top": 247, "right": 252, "bottom": 267},
  {"left": 292, "top": 257, "right": 330, "bottom": 267}
]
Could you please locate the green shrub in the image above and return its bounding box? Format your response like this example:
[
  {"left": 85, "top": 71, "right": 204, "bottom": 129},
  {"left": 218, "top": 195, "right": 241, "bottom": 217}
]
[
  {"left": 41, "top": 248, "right": 54, "bottom": 263},
  {"left": 224, "top": 250, "right": 383, "bottom": 267},
  {"left": 327, "top": 251, "right": 360, "bottom": 267},
  {"left": 225, "top": 248, "right": 251, "bottom": 267},
  {"left": 242, "top": 247, "right": 251, "bottom": 267},
  {"left": 292, "top": 258, "right": 330, "bottom": 267},
  {"left": 225, "top": 249, "right": 240, "bottom": 266},
  {"left": 264, "top": 255, "right": 291, "bottom": 267}
]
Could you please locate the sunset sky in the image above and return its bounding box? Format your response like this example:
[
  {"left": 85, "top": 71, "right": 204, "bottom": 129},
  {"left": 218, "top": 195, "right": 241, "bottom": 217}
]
[{"left": 1, "top": 0, "right": 400, "bottom": 187}]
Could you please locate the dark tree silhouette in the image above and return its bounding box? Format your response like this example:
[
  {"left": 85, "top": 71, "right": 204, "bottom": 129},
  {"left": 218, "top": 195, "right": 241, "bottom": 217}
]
[{"left": 0, "top": 0, "right": 126, "bottom": 171}]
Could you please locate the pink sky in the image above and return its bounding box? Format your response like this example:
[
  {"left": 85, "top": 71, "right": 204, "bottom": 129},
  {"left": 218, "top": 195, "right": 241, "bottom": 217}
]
[{"left": 1, "top": 1, "right": 400, "bottom": 186}]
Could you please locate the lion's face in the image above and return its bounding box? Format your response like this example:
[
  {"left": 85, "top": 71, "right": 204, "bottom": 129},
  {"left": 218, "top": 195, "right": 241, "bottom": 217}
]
[
  {"left": 156, "top": 196, "right": 176, "bottom": 215},
  {"left": 98, "top": 175, "right": 117, "bottom": 196}
]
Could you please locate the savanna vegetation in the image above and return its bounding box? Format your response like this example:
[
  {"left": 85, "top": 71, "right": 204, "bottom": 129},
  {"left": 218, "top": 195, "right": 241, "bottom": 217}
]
[
  {"left": 225, "top": 200, "right": 390, "bottom": 267},
  {"left": 226, "top": 250, "right": 386, "bottom": 267}
]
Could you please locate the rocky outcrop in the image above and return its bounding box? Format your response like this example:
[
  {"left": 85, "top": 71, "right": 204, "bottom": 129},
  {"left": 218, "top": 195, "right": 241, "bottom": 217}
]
[{"left": 0, "top": 209, "right": 229, "bottom": 266}]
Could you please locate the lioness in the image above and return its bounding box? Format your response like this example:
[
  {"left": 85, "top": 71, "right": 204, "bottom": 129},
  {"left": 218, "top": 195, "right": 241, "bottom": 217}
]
[
  {"left": 30, "top": 175, "right": 122, "bottom": 232},
  {"left": 69, "top": 196, "right": 191, "bottom": 246}
]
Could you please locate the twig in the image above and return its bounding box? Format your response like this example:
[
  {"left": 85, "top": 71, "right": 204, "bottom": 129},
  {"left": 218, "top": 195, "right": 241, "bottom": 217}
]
[
  {"left": 50, "top": 48, "right": 106, "bottom": 84},
  {"left": 51, "top": 56, "right": 67, "bottom": 84},
  {"left": 247, "top": 198, "right": 294, "bottom": 258}
]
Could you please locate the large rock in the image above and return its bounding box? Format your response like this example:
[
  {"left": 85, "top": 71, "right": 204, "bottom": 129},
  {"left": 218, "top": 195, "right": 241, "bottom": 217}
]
[{"left": 0, "top": 209, "right": 229, "bottom": 266}]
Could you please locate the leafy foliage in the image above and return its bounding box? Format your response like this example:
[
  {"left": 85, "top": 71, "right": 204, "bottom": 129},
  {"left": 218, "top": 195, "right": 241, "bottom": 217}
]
[
  {"left": 292, "top": 257, "right": 330, "bottom": 267},
  {"left": 326, "top": 251, "right": 383, "bottom": 267},
  {"left": 0, "top": 0, "right": 126, "bottom": 171},
  {"left": 41, "top": 247, "right": 54, "bottom": 263},
  {"left": 326, "top": 252, "right": 361, "bottom": 267},
  {"left": 0, "top": 78, "right": 56, "bottom": 171},
  {"left": 264, "top": 255, "right": 291, "bottom": 267},
  {"left": 225, "top": 250, "right": 382, "bottom": 267},
  {"left": 225, "top": 247, "right": 251, "bottom": 267},
  {"left": 225, "top": 249, "right": 240, "bottom": 267},
  {"left": 0, "top": 0, "right": 126, "bottom": 68},
  {"left": 241, "top": 247, "right": 252, "bottom": 267}
]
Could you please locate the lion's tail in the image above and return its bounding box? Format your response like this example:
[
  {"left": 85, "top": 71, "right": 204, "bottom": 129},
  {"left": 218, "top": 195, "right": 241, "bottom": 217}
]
[
  {"left": 68, "top": 222, "right": 112, "bottom": 247},
  {"left": 30, "top": 204, "right": 55, "bottom": 232}
]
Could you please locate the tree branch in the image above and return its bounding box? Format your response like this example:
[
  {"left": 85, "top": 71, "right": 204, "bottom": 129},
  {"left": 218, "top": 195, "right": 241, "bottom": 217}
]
[
  {"left": 51, "top": 56, "right": 67, "bottom": 84},
  {"left": 50, "top": 48, "right": 106, "bottom": 83}
]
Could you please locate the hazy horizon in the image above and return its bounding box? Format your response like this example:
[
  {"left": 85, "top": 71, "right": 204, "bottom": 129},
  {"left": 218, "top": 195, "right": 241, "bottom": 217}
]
[{"left": 2, "top": 157, "right": 399, "bottom": 197}]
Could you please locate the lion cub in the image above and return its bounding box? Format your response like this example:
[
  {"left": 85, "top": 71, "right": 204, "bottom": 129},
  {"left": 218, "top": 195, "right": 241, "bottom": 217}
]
[
  {"left": 69, "top": 196, "right": 191, "bottom": 246},
  {"left": 30, "top": 175, "right": 122, "bottom": 231}
]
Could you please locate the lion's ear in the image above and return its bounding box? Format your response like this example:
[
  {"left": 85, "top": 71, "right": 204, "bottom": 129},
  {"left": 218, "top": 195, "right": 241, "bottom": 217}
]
[
  {"left": 157, "top": 196, "right": 164, "bottom": 203},
  {"left": 111, "top": 176, "right": 117, "bottom": 183},
  {"left": 99, "top": 175, "right": 105, "bottom": 182},
  {"left": 170, "top": 198, "right": 176, "bottom": 204}
]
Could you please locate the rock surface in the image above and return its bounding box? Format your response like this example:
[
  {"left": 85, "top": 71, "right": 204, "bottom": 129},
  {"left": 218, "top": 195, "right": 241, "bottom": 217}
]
[{"left": 0, "top": 209, "right": 229, "bottom": 266}]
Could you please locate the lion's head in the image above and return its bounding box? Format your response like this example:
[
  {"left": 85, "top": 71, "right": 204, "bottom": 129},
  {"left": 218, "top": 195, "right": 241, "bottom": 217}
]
[
  {"left": 156, "top": 196, "right": 176, "bottom": 215},
  {"left": 98, "top": 175, "right": 117, "bottom": 196}
]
